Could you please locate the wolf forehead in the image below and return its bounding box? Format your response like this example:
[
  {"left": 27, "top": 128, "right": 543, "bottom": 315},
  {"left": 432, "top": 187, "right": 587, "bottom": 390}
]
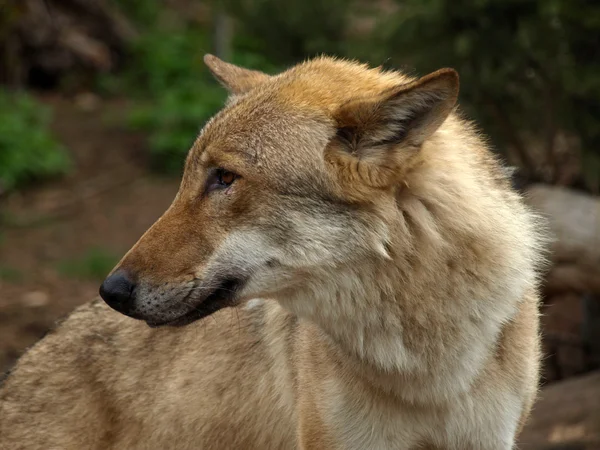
[{"left": 186, "top": 57, "right": 418, "bottom": 168}]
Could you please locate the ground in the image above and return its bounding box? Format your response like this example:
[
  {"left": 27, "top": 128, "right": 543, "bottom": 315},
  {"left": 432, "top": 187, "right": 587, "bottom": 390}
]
[{"left": 0, "top": 94, "right": 179, "bottom": 373}]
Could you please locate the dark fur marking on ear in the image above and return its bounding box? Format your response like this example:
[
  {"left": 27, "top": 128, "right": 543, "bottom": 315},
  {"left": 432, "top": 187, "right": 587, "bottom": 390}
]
[
  {"left": 336, "top": 126, "right": 357, "bottom": 146},
  {"left": 336, "top": 126, "right": 364, "bottom": 155}
]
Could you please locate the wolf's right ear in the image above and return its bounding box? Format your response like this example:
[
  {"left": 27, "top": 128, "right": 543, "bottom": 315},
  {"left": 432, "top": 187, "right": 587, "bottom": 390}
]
[{"left": 204, "top": 54, "right": 271, "bottom": 95}]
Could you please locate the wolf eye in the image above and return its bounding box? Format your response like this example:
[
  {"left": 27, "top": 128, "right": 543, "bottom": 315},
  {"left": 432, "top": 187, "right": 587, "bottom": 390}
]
[
  {"left": 206, "top": 168, "right": 238, "bottom": 193},
  {"left": 219, "top": 170, "right": 236, "bottom": 186}
]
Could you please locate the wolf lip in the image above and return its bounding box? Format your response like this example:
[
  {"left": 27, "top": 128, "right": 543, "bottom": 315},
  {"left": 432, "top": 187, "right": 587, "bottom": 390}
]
[{"left": 145, "top": 277, "right": 244, "bottom": 328}]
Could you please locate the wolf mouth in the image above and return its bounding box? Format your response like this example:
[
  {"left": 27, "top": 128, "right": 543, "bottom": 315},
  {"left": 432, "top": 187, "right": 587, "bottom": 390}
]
[{"left": 146, "top": 278, "right": 244, "bottom": 328}]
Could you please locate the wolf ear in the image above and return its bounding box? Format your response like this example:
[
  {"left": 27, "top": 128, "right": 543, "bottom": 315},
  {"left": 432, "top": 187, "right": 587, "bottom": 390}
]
[
  {"left": 328, "top": 68, "right": 459, "bottom": 189},
  {"left": 204, "top": 54, "right": 271, "bottom": 95},
  {"left": 335, "top": 68, "right": 459, "bottom": 152}
]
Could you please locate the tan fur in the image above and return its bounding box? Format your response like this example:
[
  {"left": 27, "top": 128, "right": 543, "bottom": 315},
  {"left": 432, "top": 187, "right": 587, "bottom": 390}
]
[{"left": 0, "top": 55, "right": 545, "bottom": 450}]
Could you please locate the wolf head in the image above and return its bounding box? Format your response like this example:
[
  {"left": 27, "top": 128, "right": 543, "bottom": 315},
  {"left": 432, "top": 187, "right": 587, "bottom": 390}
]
[{"left": 99, "top": 55, "right": 459, "bottom": 327}]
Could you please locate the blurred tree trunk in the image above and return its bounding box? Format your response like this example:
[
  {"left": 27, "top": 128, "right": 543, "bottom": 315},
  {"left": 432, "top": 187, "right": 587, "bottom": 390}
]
[{"left": 211, "top": 6, "right": 232, "bottom": 61}]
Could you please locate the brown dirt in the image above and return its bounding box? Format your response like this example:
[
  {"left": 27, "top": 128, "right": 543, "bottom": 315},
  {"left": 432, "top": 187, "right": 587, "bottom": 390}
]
[{"left": 0, "top": 94, "right": 179, "bottom": 373}]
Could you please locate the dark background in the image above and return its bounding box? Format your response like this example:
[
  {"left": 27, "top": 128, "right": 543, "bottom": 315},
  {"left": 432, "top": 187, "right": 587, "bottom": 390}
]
[{"left": 1, "top": 1, "right": 599, "bottom": 447}]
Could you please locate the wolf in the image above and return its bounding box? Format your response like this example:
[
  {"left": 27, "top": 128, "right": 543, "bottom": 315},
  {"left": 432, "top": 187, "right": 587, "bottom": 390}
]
[{"left": 0, "top": 55, "right": 544, "bottom": 449}]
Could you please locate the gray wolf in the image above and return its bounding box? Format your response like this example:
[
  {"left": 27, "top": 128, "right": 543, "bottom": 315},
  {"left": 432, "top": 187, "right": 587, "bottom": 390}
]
[{"left": 0, "top": 55, "right": 545, "bottom": 449}]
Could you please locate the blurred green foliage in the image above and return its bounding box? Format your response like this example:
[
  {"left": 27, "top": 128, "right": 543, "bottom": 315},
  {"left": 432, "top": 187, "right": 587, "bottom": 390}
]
[
  {"left": 104, "top": 0, "right": 599, "bottom": 189},
  {"left": 0, "top": 90, "right": 70, "bottom": 193},
  {"left": 224, "top": 0, "right": 356, "bottom": 63},
  {"left": 102, "top": 5, "right": 278, "bottom": 173},
  {"left": 0, "top": 265, "right": 23, "bottom": 282},
  {"left": 109, "top": 0, "right": 160, "bottom": 26},
  {"left": 102, "top": 28, "right": 227, "bottom": 173},
  {"left": 3, "top": 2, "right": 596, "bottom": 191},
  {"left": 58, "top": 247, "right": 119, "bottom": 280}
]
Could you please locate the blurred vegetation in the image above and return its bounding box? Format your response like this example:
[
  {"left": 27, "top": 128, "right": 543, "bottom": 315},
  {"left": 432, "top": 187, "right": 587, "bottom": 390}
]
[
  {"left": 0, "top": 265, "right": 23, "bottom": 283},
  {"left": 108, "top": 0, "right": 160, "bottom": 26},
  {"left": 223, "top": 0, "right": 356, "bottom": 63},
  {"left": 106, "top": 0, "right": 600, "bottom": 189},
  {"left": 58, "top": 247, "right": 119, "bottom": 280},
  {"left": 100, "top": 2, "right": 279, "bottom": 173},
  {"left": 100, "top": 28, "right": 227, "bottom": 173},
  {"left": 0, "top": 90, "right": 70, "bottom": 193},
  {"left": 1, "top": 0, "right": 599, "bottom": 191},
  {"left": 98, "top": 0, "right": 359, "bottom": 173}
]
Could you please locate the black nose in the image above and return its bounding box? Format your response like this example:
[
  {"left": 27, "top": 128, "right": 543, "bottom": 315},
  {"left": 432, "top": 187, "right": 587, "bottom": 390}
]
[{"left": 99, "top": 269, "right": 136, "bottom": 315}]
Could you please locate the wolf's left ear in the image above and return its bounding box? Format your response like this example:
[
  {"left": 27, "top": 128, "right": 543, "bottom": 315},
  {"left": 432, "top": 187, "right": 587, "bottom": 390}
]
[
  {"left": 328, "top": 68, "right": 459, "bottom": 190},
  {"left": 335, "top": 68, "right": 459, "bottom": 150},
  {"left": 204, "top": 54, "right": 271, "bottom": 95}
]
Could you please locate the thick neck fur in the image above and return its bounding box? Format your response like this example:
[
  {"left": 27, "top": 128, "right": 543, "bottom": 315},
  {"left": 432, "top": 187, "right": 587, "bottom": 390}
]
[{"left": 278, "top": 115, "right": 543, "bottom": 405}]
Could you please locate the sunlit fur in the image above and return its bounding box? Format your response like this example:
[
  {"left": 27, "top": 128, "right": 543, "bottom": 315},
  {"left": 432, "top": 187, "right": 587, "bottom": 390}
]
[{"left": 0, "top": 55, "right": 545, "bottom": 450}]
